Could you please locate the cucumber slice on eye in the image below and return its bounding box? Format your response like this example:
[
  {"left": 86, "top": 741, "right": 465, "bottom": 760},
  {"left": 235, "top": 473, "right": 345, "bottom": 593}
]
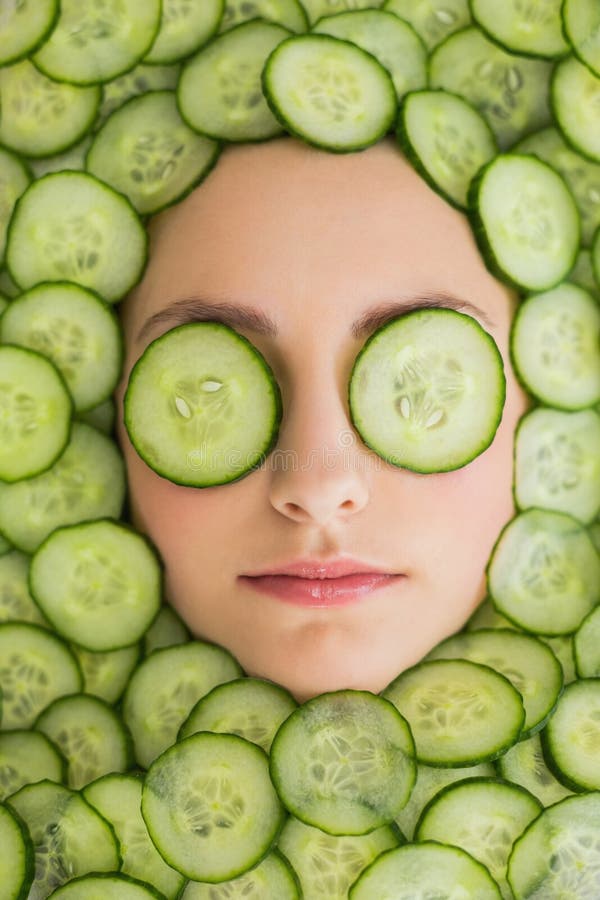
[
  {"left": 124, "top": 322, "right": 282, "bottom": 488},
  {"left": 348, "top": 307, "right": 505, "bottom": 474}
]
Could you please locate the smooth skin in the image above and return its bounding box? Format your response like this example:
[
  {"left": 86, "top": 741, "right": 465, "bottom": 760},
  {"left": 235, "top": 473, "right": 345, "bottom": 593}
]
[{"left": 116, "top": 135, "right": 529, "bottom": 702}]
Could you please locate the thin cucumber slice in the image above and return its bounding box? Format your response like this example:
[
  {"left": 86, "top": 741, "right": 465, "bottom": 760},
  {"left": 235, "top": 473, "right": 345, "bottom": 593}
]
[
  {"left": 507, "top": 792, "right": 600, "bottom": 898},
  {"left": 29, "top": 519, "right": 162, "bottom": 652},
  {"left": 269, "top": 690, "right": 416, "bottom": 836},
  {"left": 28, "top": 135, "right": 92, "bottom": 179},
  {"left": 397, "top": 88, "right": 497, "bottom": 209},
  {"left": 415, "top": 777, "right": 541, "bottom": 897},
  {"left": 277, "top": 816, "right": 399, "bottom": 900},
  {"left": 142, "top": 732, "right": 286, "bottom": 882},
  {"left": 0, "top": 0, "right": 58, "bottom": 66},
  {"left": 219, "top": 0, "right": 308, "bottom": 32},
  {"left": 178, "top": 20, "right": 291, "bottom": 142},
  {"left": 487, "top": 508, "right": 600, "bottom": 635},
  {"left": 312, "top": 10, "right": 427, "bottom": 102},
  {"left": 86, "top": 91, "right": 221, "bottom": 216},
  {"left": 145, "top": 0, "right": 224, "bottom": 65},
  {"left": 496, "top": 732, "right": 573, "bottom": 807},
  {"left": 76, "top": 397, "right": 116, "bottom": 436},
  {"left": 562, "top": 0, "right": 600, "bottom": 77},
  {"left": 143, "top": 604, "right": 190, "bottom": 656},
  {"left": 181, "top": 850, "right": 300, "bottom": 898},
  {"left": 73, "top": 642, "right": 141, "bottom": 705},
  {"left": 0, "top": 60, "right": 100, "bottom": 158},
  {"left": 83, "top": 773, "right": 185, "bottom": 899},
  {"left": 122, "top": 641, "right": 242, "bottom": 768},
  {"left": 514, "top": 407, "right": 600, "bottom": 524},
  {"left": 124, "top": 322, "right": 282, "bottom": 488},
  {"left": 541, "top": 678, "right": 600, "bottom": 791},
  {"left": 0, "top": 730, "right": 67, "bottom": 802},
  {"left": 382, "top": 658, "right": 525, "bottom": 766},
  {"left": 383, "top": 0, "right": 471, "bottom": 49},
  {"left": 574, "top": 605, "right": 600, "bottom": 677},
  {"left": 570, "top": 248, "right": 600, "bottom": 300},
  {"left": 540, "top": 634, "right": 577, "bottom": 684},
  {"left": 0, "top": 345, "right": 72, "bottom": 483},
  {"left": 348, "top": 308, "right": 505, "bottom": 474},
  {"left": 0, "top": 282, "right": 123, "bottom": 413},
  {"left": 262, "top": 33, "right": 396, "bottom": 151},
  {"left": 6, "top": 171, "right": 148, "bottom": 304},
  {"left": 0, "top": 802, "right": 34, "bottom": 900},
  {"left": 179, "top": 676, "right": 298, "bottom": 753},
  {"left": 0, "top": 146, "right": 30, "bottom": 266},
  {"left": 510, "top": 283, "right": 600, "bottom": 409},
  {"left": 0, "top": 551, "right": 48, "bottom": 628},
  {"left": 465, "top": 595, "right": 516, "bottom": 631},
  {"left": 470, "top": 0, "right": 569, "bottom": 59},
  {"left": 32, "top": 0, "right": 162, "bottom": 86},
  {"left": 6, "top": 780, "right": 120, "bottom": 897},
  {"left": 0, "top": 423, "right": 126, "bottom": 555},
  {"left": 349, "top": 841, "right": 502, "bottom": 899},
  {"left": 427, "top": 629, "right": 563, "bottom": 738},
  {"left": 97, "top": 63, "right": 180, "bottom": 126},
  {"left": 302, "top": 0, "right": 384, "bottom": 26},
  {"left": 468, "top": 153, "right": 580, "bottom": 292},
  {"left": 46, "top": 873, "right": 166, "bottom": 900},
  {"left": 552, "top": 55, "right": 600, "bottom": 162}
]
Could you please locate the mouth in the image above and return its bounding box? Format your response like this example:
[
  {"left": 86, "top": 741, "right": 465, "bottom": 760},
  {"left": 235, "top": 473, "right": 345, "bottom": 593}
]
[{"left": 238, "top": 569, "right": 406, "bottom": 608}]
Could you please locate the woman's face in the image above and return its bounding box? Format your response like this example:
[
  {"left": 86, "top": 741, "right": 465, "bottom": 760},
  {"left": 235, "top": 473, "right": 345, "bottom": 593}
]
[{"left": 115, "top": 135, "right": 529, "bottom": 702}]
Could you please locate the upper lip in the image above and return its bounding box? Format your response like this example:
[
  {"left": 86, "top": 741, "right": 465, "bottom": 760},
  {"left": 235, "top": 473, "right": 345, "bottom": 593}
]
[{"left": 240, "top": 558, "right": 398, "bottom": 579}]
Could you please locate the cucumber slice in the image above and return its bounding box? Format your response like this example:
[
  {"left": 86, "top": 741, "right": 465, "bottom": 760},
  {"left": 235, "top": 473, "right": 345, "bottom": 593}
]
[
  {"left": 0, "top": 551, "right": 48, "bottom": 628},
  {"left": 348, "top": 308, "right": 505, "bottom": 474},
  {"left": 219, "top": 0, "right": 308, "bottom": 33},
  {"left": 178, "top": 20, "right": 290, "bottom": 141},
  {"left": 507, "top": 792, "right": 600, "bottom": 898},
  {"left": 145, "top": 0, "right": 224, "bottom": 65},
  {"left": 97, "top": 63, "right": 180, "bottom": 126},
  {"left": 487, "top": 508, "right": 600, "bottom": 635},
  {"left": 29, "top": 135, "right": 93, "bottom": 179},
  {"left": 552, "top": 55, "right": 600, "bottom": 163},
  {"left": 0, "top": 147, "right": 30, "bottom": 267},
  {"left": 32, "top": 0, "right": 162, "bottom": 86},
  {"left": 594, "top": 222, "right": 600, "bottom": 285},
  {"left": 383, "top": 0, "right": 471, "bottom": 49},
  {"left": 541, "top": 634, "right": 577, "bottom": 684},
  {"left": 470, "top": 0, "right": 569, "bottom": 59},
  {"left": 143, "top": 604, "right": 190, "bottom": 656},
  {"left": 562, "top": 0, "right": 600, "bottom": 77},
  {"left": 0, "top": 730, "right": 67, "bottom": 802},
  {"left": 465, "top": 595, "right": 516, "bottom": 631},
  {"left": 349, "top": 841, "right": 502, "bottom": 899},
  {"left": 269, "top": 690, "right": 416, "bottom": 836},
  {"left": 382, "top": 659, "right": 525, "bottom": 766},
  {"left": 541, "top": 678, "right": 600, "bottom": 791},
  {"left": 468, "top": 153, "right": 580, "bottom": 292},
  {"left": 45, "top": 873, "right": 166, "bottom": 900},
  {"left": 0, "top": 345, "right": 72, "bottom": 483},
  {"left": 570, "top": 248, "right": 600, "bottom": 300},
  {"left": 179, "top": 676, "right": 298, "bottom": 752},
  {"left": 29, "top": 519, "right": 162, "bottom": 652},
  {"left": 124, "top": 322, "right": 282, "bottom": 488},
  {"left": 262, "top": 33, "right": 396, "bottom": 151},
  {"left": 397, "top": 88, "right": 497, "bottom": 209},
  {"left": 496, "top": 732, "right": 573, "bottom": 807},
  {"left": 180, "top": 850, "right": 300, "bottom": 898},
  {"left": 514, "top": 407, "right": 600, "bottom": 524},
  {"left": 0, "top": 60, "right": 100, "bottom": 158},
  {"left": 142, "top": 732, "right": 286, "bottom": 882},
  {"left": 0, "top": 802, "right": 34, "bottom": 900},
  {"left": 312, "top": 10, "right": 427, "bottom": 102},
  {"left": 86, "top": 91, "right": 221, "bottom": 216},
  {"left": 73, "top": 642, "right": 141, "bottom": 705},
  {"left": 303, "top": 0, "right": 384, "bottom": 25},
  {"left": 0, "top": 0, "right": 58, "bottom": 66},
  {"left": 574, "top": 605, "right": 600, "bottom": 677},
  {"left": 0, "top": 282, "right": 123, "bottom": 413}
]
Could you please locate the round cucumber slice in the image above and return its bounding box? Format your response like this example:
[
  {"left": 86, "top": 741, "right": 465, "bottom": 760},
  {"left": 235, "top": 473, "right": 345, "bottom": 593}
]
[
  {"left": 180, "top": 850, "right": 301, "bottom": 898},
  {"left": 97, "top": 63, "right": 180, "bottom": 126},
  {"left": 470, "top": 0, "right": 569, "bottom": 59},
  {"left": 348, "top": 307, "right": 505, "bottom": 474},
  {"left": 124, "top": 322, "right": 282, "bottom": 488},
  {"left": 302, "top": 0, "right": 384, "bottom": 26},
  {"left": 0, "top": 730, "right": 67, "bottom": 803},
  {"left": 144, "top": 0, "right": 224, "bottom": 65},
  {"left": 0, "top": 146, "right": 30, "bottom": 267},
  {"left": 0, "top": 551, "right": 48, "bottom": 628},
  {"left": 0, "top": 0, "right": 58, "bottom": 66},
  {"left": 541, "top": 678, "right": 600, "bottom": 791},
  {"left": 562, "top": 0, "right": 600, "bottom": 78},
  {"left": 574, "top": 605, "right": 600, "bottom": 678},
  {"left": 552, "top": 55, "right": 600, "bottom": 162},
  {"left": 0, "top": 802, "right": 34, "bottom": 900},
  {"left": 45, "top": 873, "right": 166, "bottom": 899},
  {"left": 219, "top": 0, "right": 308, "bottom": 33},
  {"left": 496, "top": 732, "right": 574, "bottom": 807},
  {"left": 382, "top": 0, "right": 471, "bottom": 50}
]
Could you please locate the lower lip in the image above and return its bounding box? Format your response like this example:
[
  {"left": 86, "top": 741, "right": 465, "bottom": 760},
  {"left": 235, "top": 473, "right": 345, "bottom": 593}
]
[{"left": 238, "top": 573, "right": 404, "bottom": 607}]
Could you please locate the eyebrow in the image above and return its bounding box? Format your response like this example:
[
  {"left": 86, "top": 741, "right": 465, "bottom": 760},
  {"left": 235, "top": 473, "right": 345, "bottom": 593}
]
[{"left": 135, "top": 292, "right": 495, "bottom": 344}]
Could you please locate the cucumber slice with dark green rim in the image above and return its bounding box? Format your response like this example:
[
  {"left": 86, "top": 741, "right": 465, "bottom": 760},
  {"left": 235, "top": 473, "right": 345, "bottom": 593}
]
[
  {"left": 86, "top": 91, "right": 221, "bottom": 216},
  {"left": 574, "top": 606, "right": 600, "bottom": 678},
  {"left": 32, "top": 0, "right": 163, "bottom": 86},
  {"left": 0, "top": 147, "right": 30, "bottom": 266},
  {"left": 468, "top": 153, "right": 580, "bottom": 292},
  {"left": 349, "top": 841, "right": 503, "bottom": 899},
  {"left": 0, "top": 730, "right": 67, "bottom": 802},
  {"left": 348, "top": 308, "right": 505, "bottom": 474},
  {"left": 0, "top": 282, "right": 124, "bottom": 413},
  {"left": 262, "top": 33, "right": 396, "bottom": 151},
  {"left": 142, "top": 732, "right": 286, "bottom": 882},
  {"left": 97, "top": 63, "right": 180, "bottom": 126},
  {"left": 83, "top": 773, "right": 185, "bottom": 899},
  {"left": 0, "top": 345, "right": 72, "bottom": 483},
  {"left": 179, "top": 677, "right": 298, "bottom": 752},
  {"left": 178, "top": 20, "right": 291, "bottom": 142},
  {"left": 552, "top": 55, "right": 600, "bottom": 163},
  {"left": 180, "top": 850, "right": 301, "bottom": 898},
  {"left": 124, "top": 322, "right": 282, "bottom": 488},
  {"left": 122, "top": 641, "right": 242, "bottom": 769},
  {"left": 277, "top": 816, "right": 399, "bottom": 900},
  {"left": 514, "top": 407, "right": 600, "bottom": 525},
  {"left": 469, "top": 0, "right": 569, "bottom": 59},
  {"left": 0, "top": 0, "right": 58, "bottom": 67},
  {"left": 562, "top": 0, "right": 600, "bottom": 77},
  {"left": 145, "top": 0, "right": 224, "bottom": 65},
  {"left": 220, "top": 0, "right": 308, "bottom": 32},
  {"left": 0, "top": 551, "right": 48, "bottom": 628},
  {"left": 143, "top": 604, "right": 190, "bottom": 656},
  {"left": 311, "top": 10, "right": 427, "bottom": 102},
  {"left": 541, "top": 678, "right": 600, "bottom": 791},
  {"left": 0, "top": 61, "right": 101, "bottom": 158},
  {"left": 29, "top": 519, "right": 161, "bottom": 653},
  {"left": 382, "top": 0, "right": 472, "bottom": 49},
  {"left": 487, "top": 508, "right": 600, "bottom": 635},
  {"left": 427, "top": 629, "right": 564, "bottom": 738},
  {"left": 0, "top": 802, "right": 34, "bottom": 900},
  {"left": 465, "top": 595, "right": 516, "bottom": 631},
  {"left": 382, "top": 658, "right": 525, "bottom": 766},
  {"left": 303, "top": 0, "right": 385, "bottom": 26},
  {"left": 6, "top": 780, "right": 120, "bottom": 896},
  {"left": 29, "top": 135, "right": 93, "bottom": 179},
  {"left": 269, "top": 690, "right": 416, "bottom": 836},
  {"left": 46, "top": 873, "right": 167, "bottom": 900},
  {"left": 397, "top": 88, "right": 497, "bottom": 209},
  {"left": 6, "top": 172, "right": 148, "bottom": 304},
  {"left": 507, "top": 792, "right": 600, "bottom": 898},
  {"left": 542, "top": 635, "right": 578, "bottom": 684},
  {"left": 496, "top": 732, "right": 573, "bottom": 807},
  {"left": 73, "top": 643, "right": 141, "bottom": 705}
]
